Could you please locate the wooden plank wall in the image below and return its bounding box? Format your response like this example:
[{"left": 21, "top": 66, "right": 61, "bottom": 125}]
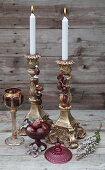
[{"left": 0, "top": 0, "right": 105, "bottom": 110}]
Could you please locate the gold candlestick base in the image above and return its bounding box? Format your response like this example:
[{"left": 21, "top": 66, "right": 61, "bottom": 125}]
[
  {"left": 46, "top": 60, "right": 86, "bottom": 149},
  {"left": 5, "top": 136, "right": 24, "bottom": 146},
  {"left": 18, "top": 54, "right": 52, "bottom": 136},
  {"left": 46, "top": 105, "right": 86, "bottom": 149}
]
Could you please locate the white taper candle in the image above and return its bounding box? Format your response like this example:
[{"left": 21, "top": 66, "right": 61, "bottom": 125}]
[
  {"left": 62, "top": 8, "right": 68, "bottom": 60},
  {"left": 30, "top": 6, "right": 36, "bottom": 55}
]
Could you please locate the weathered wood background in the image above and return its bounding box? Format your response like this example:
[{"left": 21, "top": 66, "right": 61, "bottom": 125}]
[{"left": 0, "top": 0, "right": 105, "bottom": 110}]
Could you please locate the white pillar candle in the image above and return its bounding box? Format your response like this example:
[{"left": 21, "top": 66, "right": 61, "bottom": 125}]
[
  {"left": 62, "top": 8, "right": 68, "bottom": 61},
  {"left": 30, "top": 6, "right": 36, "bottom": 55}
]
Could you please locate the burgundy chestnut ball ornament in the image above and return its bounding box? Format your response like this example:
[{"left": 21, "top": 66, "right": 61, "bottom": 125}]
[
  {"left": 57, "top": 82, "right": 62, "bottom": 90},
  {"left": 63, "top": 95, "right": 68, "bottom": 103},
  {"left": 33, "top": 75, "right": 39, "bottom": 85},
  {"left": 62, "top": 77, "right": 67, "bottom": 85},
  {"left": 36, "top": 98, "right": 42, "bottom": 105},
  {"left": 35, "top": 65, "right": 40, "bottom": 75},
  {"left": 25, "top": 119, "right": 51, "bottom": 151},
  {"left": 57, "top": 72, "right": 63, "bottom": 81},
  {"left": 62, "top": 86, "right": 68, "bottom": 93},
  {"left": 44, "top": 141, "right": 72, "bottom": 164},
  {"left": 36, "top": 85, "right": 44, "bottom": 92},
  {"left": 62, "top": 103, "right": 67, "bottom": 108},
  {"left": 36, "top": 92, "right": 42, "bottom": 99},
  {"left": 32, "top": 121, "right": 42, "bottom": 129}
]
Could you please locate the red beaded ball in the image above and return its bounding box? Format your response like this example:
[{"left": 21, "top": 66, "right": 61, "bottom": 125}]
[
  {"left": 35, "top": 67, "right": 40, "bottom": 75},
  {"left": 57, "top": 82, "right": 62, "bottom": 90}
]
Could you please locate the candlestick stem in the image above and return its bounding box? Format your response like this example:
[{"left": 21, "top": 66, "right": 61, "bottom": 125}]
[{"left": 11, "top": 108, "right": 17, "bottom": 139}]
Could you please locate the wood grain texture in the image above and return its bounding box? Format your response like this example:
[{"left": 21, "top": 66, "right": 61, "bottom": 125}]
[
  {"left": 0, "top": 110, "right": 105, "bottom": 170},
  {"left": 0, "top": 28, "right": 105, "bottom": 57},
  {"left": 1, "top": 55, "right": 105, "bottom": 83},
  {"left": 0, "top": 110, "right": 105, "bottom": 132},
  {"left": 0, "top": 0, "right": 105, "bottom": 110},
  {"left": 0, "top": 5, "right": 105, "bottom": 29},
  {"left": 1, "top": 83, "right": 105, "bottom": 110}
]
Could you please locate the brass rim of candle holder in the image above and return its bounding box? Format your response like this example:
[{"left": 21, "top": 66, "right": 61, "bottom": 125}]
[
  {"left": 46, "top": 59, "right": 86, "bottom": 149},
  {"left": 18, "top": 54, "right": 53, "bottom": 136}
]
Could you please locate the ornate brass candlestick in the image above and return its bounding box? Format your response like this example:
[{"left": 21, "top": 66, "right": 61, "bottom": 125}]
[
  {"left": 18, "top": 54, "right": 52, "bottom": 135},
  {"left": 46, "top": 59, "right": 86, "bottom": 149}
]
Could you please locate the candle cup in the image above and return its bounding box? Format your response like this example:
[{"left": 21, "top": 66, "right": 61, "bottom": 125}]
[
  {"left": 46, "top": 59, "right": 86, "bottom": 149},
  {"left": 3, "top": 88, "right": 24, "bottom": 146},
  {"left": 18, "top": 54, "right": 53, "bottom": 136}
]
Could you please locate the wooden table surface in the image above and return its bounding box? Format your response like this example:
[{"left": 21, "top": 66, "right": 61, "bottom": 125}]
[{"left": 0, "top": 110, "right": 105, "bottom": 170}]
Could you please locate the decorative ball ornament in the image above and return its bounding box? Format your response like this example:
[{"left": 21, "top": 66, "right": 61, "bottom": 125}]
[
  {"left": 36, "top": 85, "right": 44, "bottom": 92},
  {"left": 35, "top": 65, "right": 40, "bottom": 75},
  {"left": 62, "top": 86, "right": 68, "bottom": 93},
  {"left": 36, "top": 92, "right": 42, "bottom": 99},
  {"left": 57, "top": 72, "right": 63, "bottom": 81},
  {"left": 32, "top": 120, "right": 42, "bottom": 129},
  {"left": 36, "top": 99, "right": 42, "bottom": 105},
  {"left": 44, "top": 142, "right": 72, "bottom": 164},
  {"left": 62, "top": 77, "right": 67, "bottom": 85},
  {"left": 33, "top": 76, "right": 39, "bottom": 85},
  {"left": 62, "top": 103, "right": 67, "bottom": 108},
  {"left": 57, "top": 82, "right": 62, "bottom": 90},
  {"left": 63, "top": 95, "right": 68, "bottom": 103}
]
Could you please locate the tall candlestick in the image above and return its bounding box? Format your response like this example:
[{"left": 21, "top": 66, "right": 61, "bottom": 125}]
[
  {"left": 62, "top": 8, "right": 68, "bottom": 61},
  {"left": 30, "top": 6, "right": 36, "bottom": 55}
]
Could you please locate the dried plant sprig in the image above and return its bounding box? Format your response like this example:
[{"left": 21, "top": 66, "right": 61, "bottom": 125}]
[{"left": 76, "top": 128, "right": 101, "bottom": 160}]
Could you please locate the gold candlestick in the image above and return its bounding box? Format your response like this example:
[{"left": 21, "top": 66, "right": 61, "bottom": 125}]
[
  {"left": 18, "top": 54, "right": 52, "bottom": 135},
  {"left": 46, "top": 59, "right": 86, "bottom": 149}
]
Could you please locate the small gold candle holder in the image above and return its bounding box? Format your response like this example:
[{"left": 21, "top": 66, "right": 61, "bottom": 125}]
[
  {"left": 18, "top": 54, "right": 52, "bottom": 135},
  {"left": 3, "top": 88, "right": 24, "bottom": 146},
  {"left": 46, "top": 59, "right": 86, "bottom": 149}
]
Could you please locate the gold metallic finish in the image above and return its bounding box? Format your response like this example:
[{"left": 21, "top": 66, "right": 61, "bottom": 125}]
[
  {"left": 46, "top": 59, "right": 86, "bottom": 149},
  {"left": 5, "top": 137, "right": 24, "bottom": 146},
  {"left": 18, "top": 54, "right": 53, "bottom": 136},
  {"left": 4, "top": 88, "right": 24, "bottom": 146}
]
